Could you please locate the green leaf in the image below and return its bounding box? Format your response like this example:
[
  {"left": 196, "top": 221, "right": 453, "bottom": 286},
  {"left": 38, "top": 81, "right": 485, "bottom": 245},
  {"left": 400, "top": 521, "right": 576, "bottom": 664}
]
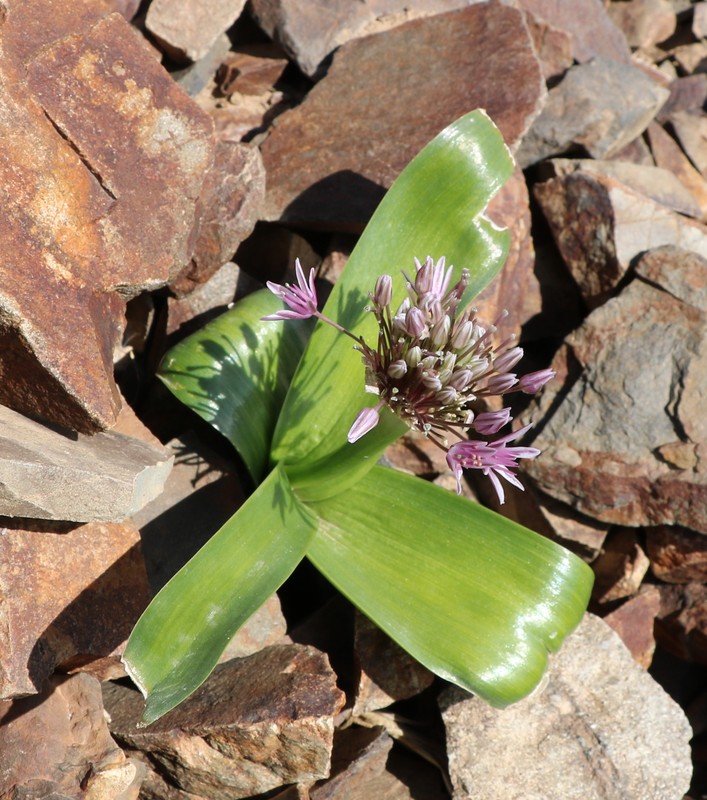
[
  {"left": 122, "top": 464, "right": 317, "bottom": 724},
  {"left": 271, "top": 110, "right": 514, "bottom": 487},
  {"left": 307, "top": 466, "right": 593, "bottom": 707},
  {"left": 159, "top": 290, "right": 312, "bottom": 483}
]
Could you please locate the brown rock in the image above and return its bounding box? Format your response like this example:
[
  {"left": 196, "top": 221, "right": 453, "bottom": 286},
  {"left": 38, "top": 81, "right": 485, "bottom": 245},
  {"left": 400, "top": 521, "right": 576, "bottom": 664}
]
[
  {"left": 656, "top": 582, "right": 707, "bottom": 664},
  {"left": 261, "top": 3, "right": 545, "bottom": 229},
  {"left": 670, "top": 110, "right": 707, "bottom": 175},
  {"left": 0, "top": 673, "right": 144, "bottom": 799},
  {"left": 352, "top": 613, "right": 434, "bottom": 715},
  {"left": 648, "top": 121, "right": 707, "bottom": 220},
  {"left": 646, "top": 525, "right": 707, "bottom": 583},
  {"left": 0, "top": 403, "right": 172, "bottom": 523},
  {"left": 672, "top": 40, "right": 707, "bottom": 75},
  {"left": 518, "top": 57, "right": 669, "bottom": 167},
  {"left": 523, "top": 248, "right": 707, "bottom": 533},
  {"left": 524, "top": 14, "right": 574, "bottom": 82},
  {"left": 591, "top": 529, "right": 651, "bottom": 604},
  {"left": 608, "top": 0, "right": 677, "bottom": 48},
  {"left": 534, "top": 169, "right": 707, "bottom": 305},
  {"left": 656, "top": 75, "right": 707, "bottom": 123},
  {"left": 215, "top": 46, "right": 290, "bottom": 98},
  {"left": 250, "top": 0, "right": 492, "bottom": 78},
  {"left": 604, "top": 585, "right": 661, "bottom": 668},
  {"left": 0, "top": 12, "right": 214, "bottom": 433},
  {"left": 518, "top": 0, "right": 632, "bottom": 64},
  {"left": 104, "top": 645, "right": 346, "bottom": 799},
  {"left": 170, "top": 141, "right": 265, "bottom": 296},
  {"left": 440, "top": 614, "right": 693, "bottom": 800},
  {"left": 146, "top": 0, "right": 247, "bottom": 63},
  {"left": 694, "top": 1, "right": 707, "bottom": 38},
  {"left": 0, "top": 519, "right": 150, "bottom": 698}
]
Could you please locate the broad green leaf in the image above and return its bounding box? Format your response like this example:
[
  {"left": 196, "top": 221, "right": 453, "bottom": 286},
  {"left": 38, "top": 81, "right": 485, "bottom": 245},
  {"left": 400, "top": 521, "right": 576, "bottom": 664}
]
[
  {"left": 159, "top": 290, "right": 312, "bottom": 483},
  {"left": 272, "top": 110, "right": 514, "bottom": 487},
  {"left": 122, "top": 464, "right": 317, "bottom": 724},
  {"left": 307, "top": 466, "right": 593, "bottom": 707}
]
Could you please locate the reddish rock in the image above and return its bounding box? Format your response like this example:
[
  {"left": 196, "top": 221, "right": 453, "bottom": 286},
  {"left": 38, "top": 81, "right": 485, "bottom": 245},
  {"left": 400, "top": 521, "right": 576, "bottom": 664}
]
[
  {"left": 0, "top": 672, "right": 144, "bottom": 799},
  {"left": 261, "top": 3, "right": 545, "bottom": 229},
  {"left": 215, "top": 46, "right": 290, "bottom": 98},
  {"left": 646, "top": 526, "right": 707, "bottom": 583},
  {"left": 648, "top": 121, "right": 707, "bottom": 220},
  {"left": 146, "top": 0, "right": 247, "bottom": 63},
  {"left": 170, "top": 141, "right": 265, "bottom": 296},
  {"left": 523, "top": 247, "right": 707, "bottom": 533},
  {"left": 523, "top": 13, "right": 574, "bottom": 82},
  {"left": 518, "top": 0, "right": 631, "bottom": 64},
  {"left": 604, "top": 585, "right": 661, "bottom": 669},
  {"left": 591, "top": 529, "right": 651, "bottom": 604},
  {"left": 656, "top": 583, "right": 707, "bottom": 664},
  {"left": 0, "top": 519, "right": 150, "bottom": 698},
  {"left": 352, "top": 612, "right": 434, "bottom": 715},
  {"left": 104, "top": 645, "right": 346, "bottom": 799},
  {"left": 656, "top": 75, "right": 707, "bottom": 124},
  {"left": 0, "top": 12, "right": 214, "bottom": 432},
  {"left": 607, "top": 0, "right": 676, "bottom": 48},
  {"left": 518, "top": 57, "right": 669, "bottom": 167},
  {"left": 669, "top": 110, "right": 707, "bottom": 176}
]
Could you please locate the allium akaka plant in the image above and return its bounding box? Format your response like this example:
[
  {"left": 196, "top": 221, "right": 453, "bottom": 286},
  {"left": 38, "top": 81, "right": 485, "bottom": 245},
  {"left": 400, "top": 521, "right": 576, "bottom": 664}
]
[
  {"left": 264, "top": 255, "right": 554, "bottom": 504},
  {"left": 124, "top": 110, "right": 593, "bottom": 726}
]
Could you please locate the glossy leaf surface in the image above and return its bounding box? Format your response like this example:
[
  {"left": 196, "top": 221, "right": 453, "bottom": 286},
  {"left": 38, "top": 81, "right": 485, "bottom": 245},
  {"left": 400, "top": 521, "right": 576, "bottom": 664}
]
[
  {"left": 123, "top": 464, "right": 317, "bottom": 724},
  {"left": 307, "top": 466, "right": 594, "bottom": 706},
  {"left": 159, "top": 290, "right": 312, "bottom": 483}
]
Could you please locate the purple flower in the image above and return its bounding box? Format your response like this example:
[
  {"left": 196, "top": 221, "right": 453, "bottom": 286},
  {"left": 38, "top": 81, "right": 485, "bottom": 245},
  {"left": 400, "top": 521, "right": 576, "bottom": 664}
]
[
  {"left": 347, "top": 403, "right": 382, "bottom": 443},
  {"left": 518, "top": 368, "right": 556, "bottom": 394},
  {"left": 446, "top": 424, "right": 541, "bottom": 504},
  {"left": 262, "top": 259, "right": 318, "bottom": 321},
  {"left": 472, "top": 407, "right": 511, "bottom": 436}
]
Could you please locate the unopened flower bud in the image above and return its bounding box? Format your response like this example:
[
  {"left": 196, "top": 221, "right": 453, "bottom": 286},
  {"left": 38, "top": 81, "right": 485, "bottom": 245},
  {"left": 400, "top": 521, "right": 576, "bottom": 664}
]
[
  {"left": 451, "top": 320, "right": 475, "bottom": 350},
  {"left": 448, "top": 368, "right": 473, "bottom": 391},
  {"left": 473, "top": 408, "right": 512, "bottom": 435},
  {"left": 435, "top": 387, "right": 457, "bottom": 405},
  {"left": 518, "top": 368, "right": 555, "bottom": 394},
  {"left": 387, "top": 359, "right": 408, "bottom": 379},
  {"left": 405, "top": 346, "right": 422, "bottom": 368},
  {"left": 372, "top": 274, "right": 393, "bottom": 308},
  {"left": 414, "top": 257, "right": 434, "bottom": 294},
  {"left": 405, "top": 307, "right": 427, "bottom": 338},
  {"left": 421, "top": 371, "right": 442, "bottom": 391},
  {"left": 347, "top": 404, "right": 381, "bottom": 443},
  {"left": 485, "top": 373, "right": 518, "bottom": 394},
  {"left": 430, "top": 315, "right": 451, "bottom": 348},
  {"left": 494, "top": 346, "right": 524, "bottom": 374}
]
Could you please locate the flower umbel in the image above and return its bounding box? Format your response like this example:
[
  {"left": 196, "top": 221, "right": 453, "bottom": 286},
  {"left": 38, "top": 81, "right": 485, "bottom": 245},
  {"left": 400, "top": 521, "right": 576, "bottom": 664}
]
[{"left": 264, "top": 256, "right": 553, "bottom": 503}]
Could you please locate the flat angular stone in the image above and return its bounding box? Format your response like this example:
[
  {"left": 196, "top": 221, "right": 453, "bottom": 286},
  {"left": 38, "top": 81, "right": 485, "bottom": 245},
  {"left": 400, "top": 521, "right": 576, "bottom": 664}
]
[
  {"left": 646, "top": 525, "right": 707, "bottom": 583},
  {"left": 591, "top": 529, "right": 651, "bottom": 604},
  {"left": 170, "top": 140, "right": 265, "bottom": 296},
  {"left": 534, "top": 169, "right": 707, "bottom": 305},
  {"left": 518, "top": 57, "right": 669, "bottom": 167},
  {"left": 523, "top": 247, "right": 707, "bottom": 532},
  {"left": 694, "top": 0, "right": 707, "bottom": 38},
  {"left": 523, "top": 13, "right": 574, "bottom": 81},
  {"left": 656, "top": 75, "right": 707, "bottom": 123},
  {"left": 0, "top": 673, "right": 144, "bottom": 799},
  {"left": 146, "top": 0, "right": 247, "bottom": 63},
  {"left": 518, "top": 0, "right": 631, "bottom": 64},
  {"left": 250, "top": 0, "right": 491, "bottom": 78},
  {"left": 0, "top": 12, "right": 214, "bottom": 432},
  {"left": 104, "top": 645, "right": 346, "bottom": 799},
  {"left": 648, "top": 120, "right": 707, "bottom": 220},
  {"left": 604, "top": 585, "right": 661, "bottom": 668},
  {"left": 669, "top": 109, "right": 707, "bottom": 175},
  {"left": 608, "top": 0, "right": 677, "bottom": 48},
  {"left": 440, "top": 614, "right": 693, "bottom": 800},
  {"left": 656, "top": 583, "right": 707, "bottom": 664},
  {"left": 0, "top": 403, "right": 172, "bottom": 522},
  {"left": 0, "top": 519, "right": 150, "bottom": 698},
  {"left": 261, "top": 3, "right": 545, "bottom": 229}
]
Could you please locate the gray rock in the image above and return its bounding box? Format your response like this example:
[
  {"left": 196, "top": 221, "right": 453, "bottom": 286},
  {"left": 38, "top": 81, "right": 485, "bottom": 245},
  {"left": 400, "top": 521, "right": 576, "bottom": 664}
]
[
  {"left": 0, "top": 403, "right": 172, "bottom": 522},
  {"left": 518, "top": 57, "right": 669, "bottom": 167},
  {"left": 440, "top": 614, "right": 693, "bottom": 800},
  {"left": 607, "top": 0, "right": 676, "bottom": 48},
  {"left": 522, "top": 247, "right": 707, "bottom": 533}
]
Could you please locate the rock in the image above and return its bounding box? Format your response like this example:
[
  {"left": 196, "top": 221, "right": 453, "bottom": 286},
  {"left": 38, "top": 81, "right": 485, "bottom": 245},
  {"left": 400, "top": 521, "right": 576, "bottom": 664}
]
[
  {"left": 173, "top": 33, "right": 233, "bottom": 98},
  {"left": 0, "top": 11, "right": 214, "bottom": 432},
  {"left": 0, "top": 672, "right": 144, "bottom": 799},
  {"left": 647, "top": 121, "right": 707, "bottom": 220},
  {"left": 523, "top": 13, "right": 574, "bottom": 82},
  {"left": 170, "top": 140, "right": 265, "bottom": 296},
  {"left": 0, "top": 518, "right": 150, "bottom": 698},
  {"left": 591, "top": 529, "right": 651, "bottom": 604},
  {"left": 546, "top": 157, "right": 703, "bottom": 219},
  {"left": 518, "top": 57, "right": 668, "bottom": 168},
  {"left": 146, "top": 0, "right": 247, "bottom": 63},
  {"left": 669, "top": 110, "right": 707, "bottom": 176},
  {"left": 656, "top": 583, "right": 707, "bottom": 664},
  {"left": 604, "top": 585, "right": 662, "bottom": 668},
  {"left": 608, "top": 0, "right": 677, "bottom": 48},
  {"left": 523, "top": 247, "right": 707, "bottom": 533},
  {"left": 646, "top": 525, "right": 707, "bottom": 583},
  {"left": 249, "top": 0, "right": 490, "bottom": 78},
  {"left": 440, "top": 613, "right": 693, "bottom": 800},
  {"left": 694, "top": 1, "right": 707, "bottom": 38},
  {"left": 518, "top": 0, "right": 632, "bottom": 64},
  {"left": 672, "top": 40, "right": 707, "bottom": 76},
  {"left": 534, "top": 168, "right": 707, "bottom": 305},
  {"left": 104, "top": 645, "right": 346, "bottom": 799},
  {"left": 352, "top": 612, "right": 434, "bottom": 715},
  {"left": 656, "top": 75, "right": 707, "bottom": 123},
  {"left": 215, "top": 45, "right": 290, "bottom": 98},
  {"left": 260, "top": 2, "right": 545, "bottom": 229},
  {"left": 0, "top": 403, "right": 172, "bottom": 523}
]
